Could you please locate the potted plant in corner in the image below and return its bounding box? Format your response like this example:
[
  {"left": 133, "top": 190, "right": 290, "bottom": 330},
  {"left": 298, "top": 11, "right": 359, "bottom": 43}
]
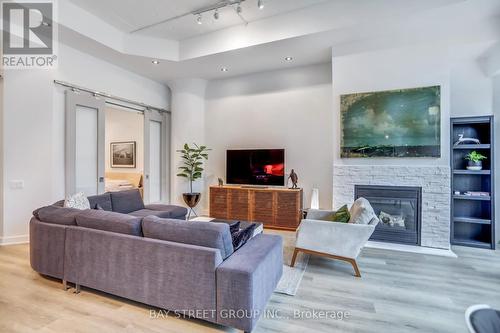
[
  {"left": 177, "top": 143, "right": 211, "bottom": 219},
  {"left": 465, "top": 151, "right": 487, "bottom": 171}
]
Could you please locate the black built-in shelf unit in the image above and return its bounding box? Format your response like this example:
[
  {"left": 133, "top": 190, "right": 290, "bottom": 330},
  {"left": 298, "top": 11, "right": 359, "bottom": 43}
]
[{"left": 450, "top": 116, "right": 495, "bottom": 249}]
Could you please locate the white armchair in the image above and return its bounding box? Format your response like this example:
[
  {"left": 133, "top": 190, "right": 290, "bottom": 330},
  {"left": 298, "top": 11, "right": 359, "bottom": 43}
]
[{"left": 291, "top": 209, "right": 379, "bottom": 277}]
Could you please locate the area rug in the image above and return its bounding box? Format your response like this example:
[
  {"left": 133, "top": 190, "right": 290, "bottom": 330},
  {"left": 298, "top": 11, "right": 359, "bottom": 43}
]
[{"left": 274, "top": 243, "right": 309, "bottom": 296}]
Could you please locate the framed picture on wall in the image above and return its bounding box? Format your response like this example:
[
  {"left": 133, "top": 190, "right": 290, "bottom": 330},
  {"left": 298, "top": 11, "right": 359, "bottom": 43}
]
[
  {"left": 340, "top": 85, "right": 441, "bottom": 158},
  {"left": 111, "top": 141, "right": 136, "bottom": 168}
]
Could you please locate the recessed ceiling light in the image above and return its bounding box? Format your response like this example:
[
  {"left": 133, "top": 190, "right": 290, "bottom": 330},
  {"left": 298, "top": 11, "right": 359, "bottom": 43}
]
[
  {"left": 285, "top": 56, "right": 293, "bottom": 61},
  {"left": 152, "top": 59, "right": 160, "bottom": 65},
  {"left": 196, "top": 14, "right": 202, "bottom": 24},
  {"left": 220, "top": 67, "right": 228, "bottom": 72}
]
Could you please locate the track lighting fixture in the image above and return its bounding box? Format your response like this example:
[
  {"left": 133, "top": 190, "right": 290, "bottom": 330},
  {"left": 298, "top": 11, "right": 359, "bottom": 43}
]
[{"left": 190, "top": 0, "right": 262, "bottom": 26}]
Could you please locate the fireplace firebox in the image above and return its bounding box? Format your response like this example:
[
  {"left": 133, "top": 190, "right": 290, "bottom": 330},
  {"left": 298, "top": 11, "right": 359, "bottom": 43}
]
[{"left": 355, "top": 185, "right": 422, "bottom": 245}]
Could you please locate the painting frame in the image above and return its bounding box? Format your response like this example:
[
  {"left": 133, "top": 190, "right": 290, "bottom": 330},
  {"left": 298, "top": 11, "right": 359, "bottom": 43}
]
[
  {"left": 110, "top": 141, "right": 136, "bottom": 168},
  {"left": 340, "top": 85, "right": 441, "bottom": 158}
]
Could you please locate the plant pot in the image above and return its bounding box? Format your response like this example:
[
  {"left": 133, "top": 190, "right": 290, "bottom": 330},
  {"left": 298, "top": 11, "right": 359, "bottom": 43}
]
[
  {"left": 466, "top": 160, "right": 483, "bottom": 171},
  {"left": 182, "top": 192, "right": 201, "bottom": 208}
]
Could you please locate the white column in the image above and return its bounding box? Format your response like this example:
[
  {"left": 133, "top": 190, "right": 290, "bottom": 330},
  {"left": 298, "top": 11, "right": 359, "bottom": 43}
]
[{"left": 167, "top": 79, "right": 207, "bottom": 210}]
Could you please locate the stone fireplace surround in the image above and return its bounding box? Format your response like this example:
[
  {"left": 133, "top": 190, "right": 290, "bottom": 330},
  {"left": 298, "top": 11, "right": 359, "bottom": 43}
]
[{"left": 333, "top": 165, "right": 451, "bottom": 249}]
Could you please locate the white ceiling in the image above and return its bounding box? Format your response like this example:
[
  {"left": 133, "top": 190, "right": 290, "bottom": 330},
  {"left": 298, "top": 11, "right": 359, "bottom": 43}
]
[
  {"left": 60, "top": 0, "right": 500, "bottom": 82},
  {"left": 68, "top": 0, "right": 330, "bottom": 40}
]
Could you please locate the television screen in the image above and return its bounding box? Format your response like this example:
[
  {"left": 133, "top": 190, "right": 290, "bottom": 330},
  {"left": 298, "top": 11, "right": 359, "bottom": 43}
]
[{"left": 226, "top": 149, "right": 285, "bottom": 186}]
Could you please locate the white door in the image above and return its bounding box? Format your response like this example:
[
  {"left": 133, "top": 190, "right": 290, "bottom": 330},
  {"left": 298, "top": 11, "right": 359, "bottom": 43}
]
[
  {"left": 143, "top": 110, "right": 169, "bottom": 204},
  {"left": 65, "top": 91, "right": 106, "bottom": 196}
]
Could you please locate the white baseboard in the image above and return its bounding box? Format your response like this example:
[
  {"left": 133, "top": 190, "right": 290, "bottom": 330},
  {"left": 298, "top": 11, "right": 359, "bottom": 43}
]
[
  {"left": 366, "top": 241, "right": 457, "bottom": 258},
  {"left": 0, "top": 234, "right": 29, "bottom": 246}
]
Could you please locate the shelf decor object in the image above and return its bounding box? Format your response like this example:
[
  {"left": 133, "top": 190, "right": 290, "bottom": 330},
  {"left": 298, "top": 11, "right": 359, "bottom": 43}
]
[
  {"left": 450, "top": 116, "right": 495, "bottom": 249},
  {"left": 465, "top": 151, "right": 487, "bottom": 171}
]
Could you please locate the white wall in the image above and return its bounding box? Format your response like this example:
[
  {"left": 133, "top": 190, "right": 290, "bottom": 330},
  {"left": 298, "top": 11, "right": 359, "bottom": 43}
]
[
  {"left": 105, "top": 108, "right": 144, "bottom": 173},
  {"left": 3, "top": 70, "right": 54, "bottom": 243},
  {"left": 205, "top": 63, "right": 333, "bottom": 211},
  {"left": 0, "top": 75, "right": 4, "bottom": 240},
  {"left": 1, "top": 43, "right": 169, "bottom": 244},
  {"left": 332, "top": 41, "right": 495, "bottom": 168}
]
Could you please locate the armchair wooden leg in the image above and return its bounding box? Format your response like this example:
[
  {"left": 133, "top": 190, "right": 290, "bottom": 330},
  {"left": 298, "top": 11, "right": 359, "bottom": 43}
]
[
  {"left": 348, "top": 259, "right": 361, "bottom": 278},
  {"left": 292, "top": 247, "right": 362, "bottom": 277},
  {"left": 290, "top": 248, "right": 300, "bottom": 267}
]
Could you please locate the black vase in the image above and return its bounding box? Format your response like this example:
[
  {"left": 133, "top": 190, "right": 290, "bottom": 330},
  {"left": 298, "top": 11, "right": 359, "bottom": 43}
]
[
  {"left": 183, "top": 193, "right": 201, "bottom": 219},
  {"left": 182, "top": 192, "right": 201, "bottom": 207}
]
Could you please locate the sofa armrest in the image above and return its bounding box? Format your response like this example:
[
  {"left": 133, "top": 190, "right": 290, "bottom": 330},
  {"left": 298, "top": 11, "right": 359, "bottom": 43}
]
[
  {"left": 216, "top": 233, "right": 283, "bottom": 332},
  {"left": 296, "top": 219, "right": 375, "bottom": 259},
  {"left": 305, "top": 209, "right": 336, "bottom": 221}
]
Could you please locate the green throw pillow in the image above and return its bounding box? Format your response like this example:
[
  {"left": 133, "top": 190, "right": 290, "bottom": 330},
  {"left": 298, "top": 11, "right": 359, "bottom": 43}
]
[{"left": 331, "top": 205, "right": 350, "bottom": 223}]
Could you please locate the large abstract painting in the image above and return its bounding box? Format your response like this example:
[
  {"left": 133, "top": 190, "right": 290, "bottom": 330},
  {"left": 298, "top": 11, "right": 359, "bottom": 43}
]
[{"left": 340, "top": 86, "right": 441, "bottom": 158}]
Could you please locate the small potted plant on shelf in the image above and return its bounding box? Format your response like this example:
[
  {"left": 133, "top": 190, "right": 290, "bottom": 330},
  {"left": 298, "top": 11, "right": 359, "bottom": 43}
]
[
  {"left": 465, "top": 151, "right": 487, "bottom": 171},
  {"left": 177, "top": 143, "right": 211, "bottom": 219}
]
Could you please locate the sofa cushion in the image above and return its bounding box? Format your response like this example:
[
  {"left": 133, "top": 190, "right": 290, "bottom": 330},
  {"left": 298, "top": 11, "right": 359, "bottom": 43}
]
[
  {"left": 64, "top": 192, "right": 91, "bottom": 210},
  {"left": 88, "top": 193, "right": 113, "bottom": 211},
  {"left": 331, "top": 204, "right": 350, "bottom": 223},
  {"left": 142, "top": 216, "right": 234, "bottom": 259},
  {"left": 110, "top": 190, "right": 145, "bottom": 214},
  {"left": 144, "top": 204, "right": 188, "bottom": 218},
  {"left": 231, "top": 223, "right": 257, "bottom": 251},
  {"left": 349, "top": 197, "right": 378, "bottom": 225},
  {"left": 75, "top": 210, "right": 142, "bottom": 236},
  {"left": 33, "top": 205, "right": 80, "bottom": 225},
  {"left": 129, "top": 209, "right": 174, "bottom": 219}
]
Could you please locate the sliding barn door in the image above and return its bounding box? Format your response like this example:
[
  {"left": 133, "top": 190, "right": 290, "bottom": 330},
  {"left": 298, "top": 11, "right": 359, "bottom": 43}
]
[
  {"left": 65, "top": 91, "right": 106, "bottom": 196},
  {"left": 143, "top": 109, "right": 169, "bottom": 204}
]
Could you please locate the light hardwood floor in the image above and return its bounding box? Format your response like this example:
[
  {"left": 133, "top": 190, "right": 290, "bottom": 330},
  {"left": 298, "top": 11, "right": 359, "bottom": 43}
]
[{"left": 1, "top": 231, "right": 499, "bottom": 333}]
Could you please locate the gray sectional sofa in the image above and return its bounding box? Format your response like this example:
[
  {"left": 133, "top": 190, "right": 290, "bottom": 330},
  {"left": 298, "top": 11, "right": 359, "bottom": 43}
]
[{"left": 30, "top": 189, "right": 283, "bottom": 332}]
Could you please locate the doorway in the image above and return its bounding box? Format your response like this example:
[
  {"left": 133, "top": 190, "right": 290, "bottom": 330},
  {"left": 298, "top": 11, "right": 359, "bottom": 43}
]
[
  {"left": 105, "top": 107, "right": 145, "bottom": 197},
  {"left": 65, "top": 91, "right": 169, "bottom": 204}
]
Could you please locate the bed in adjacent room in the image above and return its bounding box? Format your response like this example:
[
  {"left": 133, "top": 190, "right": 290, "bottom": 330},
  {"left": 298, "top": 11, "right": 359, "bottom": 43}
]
[{"left": 105, "top": 172, "right": 144, "bottom": 197}]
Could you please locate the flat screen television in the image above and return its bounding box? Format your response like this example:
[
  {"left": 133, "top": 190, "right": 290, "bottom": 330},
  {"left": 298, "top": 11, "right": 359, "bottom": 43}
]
[{"left": 226, "top": 149, "right": 285, "bottom": 186}]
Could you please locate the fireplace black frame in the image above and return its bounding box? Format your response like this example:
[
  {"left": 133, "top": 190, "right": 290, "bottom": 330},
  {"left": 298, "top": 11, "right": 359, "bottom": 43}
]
[{"left": 355, "top": 185, "right": 422, "bottom": 246}]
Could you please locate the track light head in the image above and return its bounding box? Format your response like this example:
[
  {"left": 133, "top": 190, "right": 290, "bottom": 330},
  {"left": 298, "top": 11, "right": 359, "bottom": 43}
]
[
  {"left": 258, "top": 0, "right": 264, "bottom": 10},
  {"left": 214, "top": 9, "right": 219, "bottom": 20},
  {"left": 236, "top": 3, "right": 242, "bottom": 14},
  {"left": 196, "top": 14, "right": 202, "bottom": 24}
]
